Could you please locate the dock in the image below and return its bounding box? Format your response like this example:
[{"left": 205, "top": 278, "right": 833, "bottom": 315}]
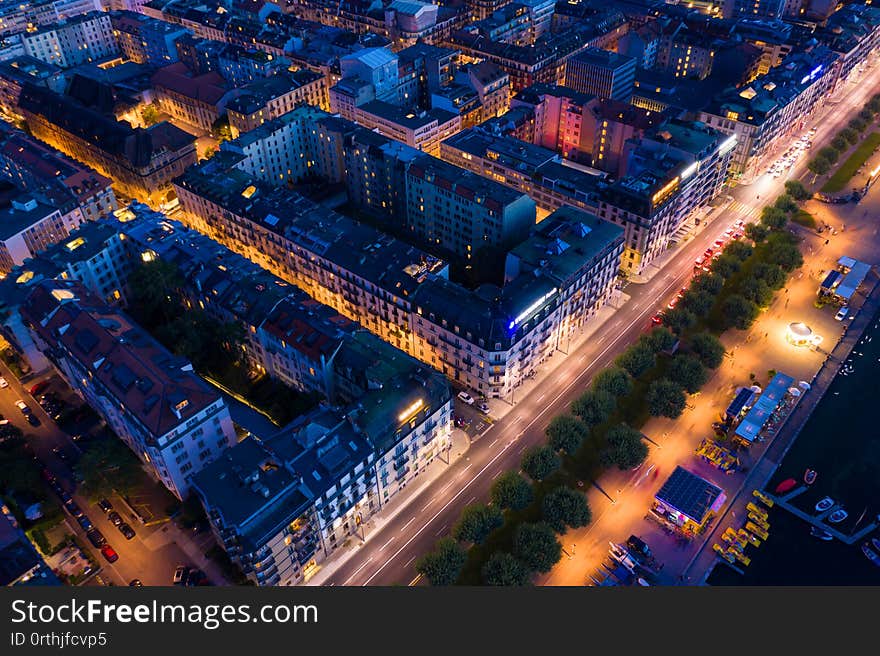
[{"left": 766, "top": 486, "right": 878, "bottom": 545}]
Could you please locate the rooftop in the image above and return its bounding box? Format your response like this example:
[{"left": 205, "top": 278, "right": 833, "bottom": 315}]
[{"left": 655, "top": 466, "right": 724, "bottom": 524}]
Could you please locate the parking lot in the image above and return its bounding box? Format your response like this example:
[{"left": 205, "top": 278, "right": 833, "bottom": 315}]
[{"left": 452, "top": 393, "right": 494, "bottom": 441}]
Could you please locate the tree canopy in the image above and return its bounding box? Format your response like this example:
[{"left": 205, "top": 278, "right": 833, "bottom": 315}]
[
  {"left": 592, "top": 367, "right": 632, "bottom": 397},
  {"left": 513, "top": 522, "right": 562, "bottom": 573},
  {"left": 490, "top": 471, "right": 534, "bottom": 511},
  {"left": 546, "top": 414, "right": 589, "bottom": 455},
  {"left": 416, "top": 538, "right": 466, "bottom": 586},
  {"left": 481, "top": 552, "right": 531, "bottom": 586},
  {"left": 668, "top": 354, "right": 708, "bottom": 394},
  {"left": 521, "top": 445, "right": 561, "bottom": 482},
  {"left": 542, "top": 486, "right": 592, "bottom": 532},
  {"left": 571, "top": 390, "right": 615, "bottom": 427},
  {"left": 452, "top": 504, "right": 503, "bottom": 545},
  {"left": 600, "top": 424, "right": 648, "bottom": 470},
  {"left": 615, "top": 343, "right": 656, "bottom": 378},
  {"left": 690, "top": 332, "right": 725, "bottom": 369}
]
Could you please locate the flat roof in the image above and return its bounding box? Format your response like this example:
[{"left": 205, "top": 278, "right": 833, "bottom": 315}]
[
  {"left": 735, "top": 372, "right": 794, "bottom": 443},
  {"left": 655, "top": 466, "right": 724, "bottom": 524}
]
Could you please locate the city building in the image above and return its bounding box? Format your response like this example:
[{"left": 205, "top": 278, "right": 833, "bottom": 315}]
[
  {"left": 226, "top": 70, "right": 329, "bottom": 139},
  {"left": 0, "top": 506, "right": 60, "bottom": 586},
  {"left": 0, "top": 190, "right": 79, "bottom": 274},
  {"left": 0, "top": 0, "right": 102, "bottom": 38},
  {"left": 110, "top": 10, "right": 189, "bottom": 67},
  {"left": 21, "top": 279, "right": 237, "bottom": 499},
  {"left": 151, "top": 62, "right": 231, "bottom": 133},
  {"left": 18, "top": 84, "right": 197, "bottom": 204},
  {"left": 20, "top": 11, "right": 117, "bottom": 68},
  {"left": 652, "top": 466, "right": 726, "bottom": 535},
  {"left": 0, "top": 55, "right": 64, "bottom": 117},
  {"left": 217, "top": 44, "right": 289, "bottom": 88},
  {"left": 349, "top": 101, "right": 461, "bottom": 156},
  {"left": 564, "top": 47, "right": 636, "bottom": 102}
]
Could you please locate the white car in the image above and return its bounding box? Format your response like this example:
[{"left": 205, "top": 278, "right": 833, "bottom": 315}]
[
  {"left": 457, "top": 391, "right": 475, "bottom": 405},
  {"left": 14, "top": 399, "right": 30, "bottom": 414},
  {"left": 835, "top": 306, "right": 849, "bottom": 321},
  {"left": 478, "top": 401, "right": 490, "bottom": 414},
  {"left": 0, "top": 376, "right": 7, "bottom": 388}
]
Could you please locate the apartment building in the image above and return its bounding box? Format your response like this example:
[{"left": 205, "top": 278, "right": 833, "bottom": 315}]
[
  {"left": 217, "top": 44, "right": 289, "bottom": 88},
  {"left": 564, "top": 47, "right": 636, "bottom": 102},
  {"left": 351, "top": 101, "right": 461, "bottom": 157},
  {"left": 18, "top": 84, "right": 197, "bottom": 205},
  {"left": 151, "top": 62, "right": 231, "bottom": 133},
  {"left": 110, "top": 10, "right": 189, "bottom": 68},
  {"left": 226, "top": 70, "right": 329, "bottom": 139},
  {"left": 0, "top": 0, "right": 102, "bottom": 37},
  {"left": 0, "top": 192, "right": 78, "bottom": 274},
  {"left": 21, "top": 279, "right": 237, "bottom": 499},
  {"left": 21, "top": 11, "right": 117, "bottom": 68}
]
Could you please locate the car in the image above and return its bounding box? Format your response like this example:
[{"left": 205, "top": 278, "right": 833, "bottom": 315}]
[
  {"left": 667, "top": 292, "right": 683, "bottom": 310},
  {"left": 0, "top": 376, "right": 7, "bottom": 388},
  {"left": 14, "top": 400, "right": 30, "bottom": 415},
  {"left": 58, "top": 490, "right": 72, "bottom": 504},
  {"left": 173, "top": 565, "right": 189, "bottom": 585},
  {"left": 650, "top": 312, "right": 664, "bottom": 326},
  {"left": 477, "top": 401, "right": 490, "bottom": 414},
  {"left": 456, "top": 391, "right": 475, "bottom": 405},
  {"left": 98, "top": 499, "right": 113, "bottom": 514},
  {"left": 835, "top": 306, "right": 849, "bottom": 321},
  {"left": 694, "top": 256, "right": 705, "bottom": 268},
  {"left": 107, "top": 511, "right": 123, "bottom": 527},
  {"left": 185, "top": 569, "right": 207, "bottom": 587},
  {"left": 0, "top": 414, "right": 7, "bottom": 426},
  {"left": 713, "top": 239, "right": 725, "bottom": 248},
  {"left": 77, "top": 515, "right": 93, "bottom": 531},
  {"left": 65, "top": 500, "right": 83, "bottom": 518},
  {"left": 129, "top": 579, "right": 143, "bottom": 587},
  {"left": 118, "top": 523, "right": 136, "bottom": 540},
  {"left": 26, "top": 413, "right": 40, "bottom": 427},
  {"left": 29, "top": 380, "right": 50, "bottom": 396},
  {"left": 86, "top": 528, "right": 106, "bottom": 548},
  {"left": 100, "top": 545, "right": 118, "bottom": 563}
]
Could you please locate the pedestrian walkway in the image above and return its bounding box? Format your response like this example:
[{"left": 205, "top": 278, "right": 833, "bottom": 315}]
[
  {"left": 728, "top": 200, "right": 761, "bottom": 221},
  {"left": 305, "top": 429, "right": 471, "bottom": 586}
]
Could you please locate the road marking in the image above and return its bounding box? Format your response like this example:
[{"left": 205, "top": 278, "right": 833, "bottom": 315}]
[
  {"left": 537, "top": 393, "right": 545, "bottom": 401},
  {"left": 408, "top": 574, "right": 423, "bottom": 586},
  {"left": 466, "top": 496, "right": 476, "bottom": 505},
  {"left": 434, "top": 524, "right": 447, "bottom": 537},
  {"left": 404, "top": 556, "right": 416, "bottom": 568},
  {"left": 380, "top": 538, "right": 394, "bottom": 551},
  {"left": 400, "top": 517, "right": 415, "bottom": 532},
  {"left": 344, "top": 557, "right": 373, "bottom": 585}
]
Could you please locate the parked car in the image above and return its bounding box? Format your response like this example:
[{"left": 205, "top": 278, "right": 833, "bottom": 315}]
[
  {"left": 29, "top": 380, "right": 50, "bottom": 396},
  {"left": 835, "top": 306, "right": 849, "bottom": 321},
  {"left": 651, "top": 312, "right": 664, "bottom": 326},
  {"left": 0, "top": 376, "right": 7, "bottom": 388},
  {"left": 456, "top": 391, "right": 475, "bottom": 405},
  {"left": 65, "top": 500, "right": 83, "bottom": 518},
  {"left": 185, "top": 569, "right": 207, "bottom": 586},
  {"left": 77, "top": 515, "right": 93, "bottom": 531},
  {"left": 26, "top": 413, "right": 40, "bottom": 427},
  {"left": 100, "top": 545, "right": 118, "bottom": 563},
  {"left": 118, "top": 523, "right": 136, "bottom": 540},
  {"left": 86, "top": 528, "right": 106, "bottom": 548},
  {"left": 477, "top": 401, "right": 490, "bottom": 414},
  {"left": 98, "top": 499, "right": 113, "bottom": 514},
  {"left": 173, "top": 565, "right": 189, "bottom": 585},
  {"left": 107, "top": 511, "right": 123, "bottom": 527},
  {"left": 14, "top": 400, "right": 30, "bottom": 415},
  {"left": 129, "top": 579, "right": 143, "bottom": 587}
]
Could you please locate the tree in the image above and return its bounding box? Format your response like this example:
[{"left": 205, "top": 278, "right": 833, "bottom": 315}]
[
  {"left": 765, "top": 236, "right": 803, "bottom": 272},
  {"left": 773, "top": 194, "right": 798, "bottom": 213},
  {"left": 711, "top": 253, "right": 741, "bottom": 279},
  {"left": 830, "top": 135, "right": 848, "bottom": 152},
  {"left": 720, "top": 294, "right": 759, "bottom": 330},
  {"left": 818, "top": 146, "right": 840, "bottom": 164},
  {"left": 663, "top": 307, "right": 697, "bottom": 335},
  {"left": 600, "top": 424, "right": 648, "bottom": 470},
  {"left": 784, "top": 179, "right": 811, "bottom": 201},
  {"left": 723, "top": 240, "right": 753, "bottom": 262},
  {"left": 808, "top": 157, "right": 831, "bottom": 176},
  {"left": 849, "top": 117, "right": 868, "bottom": 132},
  {"left": 482, "top": 552, "right": 531, "bottom": 586},
  {"left": 840, "top": 127, "right": 859, "bottom": 145},
  {"left": 452, "top": 504, "right": 503, "bottom": 544},
  {"left": 615, "top": 343, "right": 656, "bottom": 378},
  {"left": 212, "top": 116, "right": 232, "bottom": 143},
  {"left": 858, "top": 107, "right": 874, "bottom": 122},
  {"left": 869, "top": 97, "right": 880, "bottom": 114},
  {"left": 157, "top": 311, "right": 246, "bottom": 375},
  {"left": 490, "top": 471, "right": 533, "bottom": 511},
  {"left": 681, "top": 290, "right": 715, "bottom": 317},
  {"left": 644, "top": 327, "right": 676, "bottom": 353},
  {"left": 760, "top": 206, "right": 788, "bottom": 230},
  {"left": 745, "top": 222, "right": 769, "bottom": 243},
  {"left": 74, "top": 434, "right": 144, "bottom": 500},
  {"left": 513, "top": 522, "right": 562, "bottom": 573},
  {"left": 521, "top": 445, "right": 561, "bottom": 482},
  {"left": 646, "top": 378, "right": 687, "bottom": 418},
  {"left": 542, "top": 486, "right": 591, "bottom": 532},
  {"left": 739, "top": 277, "right": 773, "bottom": 307},
  {"left": 127, "top": 260, "right": 183, "bottom": 328},
  {"left": 571, "top": 390, "right": 615, "bottom": 427},
  {"left": 416, "top": 538, "right": 466, "bottom": 585},
  {"left": 592, "top": 366, "right": 632, "bottom": 398},
  {"left": 690, "top": 332, "right": 725, "bottom": 369},
  {"left": 752, "top": 262, "right": 787, "bottom": 289},
  {"left": 546, "top": 415, "right": 589, "bottom": 455},
  {"left": 668, "top": 354, "right": 708, "bottom": 394},
  {"left": 691, "top": 272, "right": 724, "bottom": 296},
  {"left": 141, "top": 104, "right": 159, "bottom": 127}
]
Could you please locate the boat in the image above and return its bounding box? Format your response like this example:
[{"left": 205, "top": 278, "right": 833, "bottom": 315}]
[
  {"left": 810, "top": 527, "right": 833, "bottom": 541},
  {"left": 774, "top": 478, "right": 797, "bottom": 494},
  {"left": 829, "top": 508, "right": 849, "bottom": 523},
  {"left": 815, "top": 497, "right": 835, "bottom": 513},
  {"left": 862, "top": 543, "right": 880, "bottom": 567},
  {"left": 804, "top": 469, "right": 817, "bottom": 485},
  {"left": 872, "top": 537, "right": 880, "bottom": 552}
]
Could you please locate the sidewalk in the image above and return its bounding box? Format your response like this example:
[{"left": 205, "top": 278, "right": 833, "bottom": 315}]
[{"left": 305, "top": 428, "right": 471, "bottom": 586}]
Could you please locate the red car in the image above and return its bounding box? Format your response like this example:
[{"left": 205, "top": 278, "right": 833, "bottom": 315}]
[
  {"left": 651, "top": 313, "right": 664, "bottom": 326},
  {"left": 29, "top": 380, "right": 50, "bottom": 396},
  {"left": 100, "top": 545, "right": 119, "bottom": 563}
]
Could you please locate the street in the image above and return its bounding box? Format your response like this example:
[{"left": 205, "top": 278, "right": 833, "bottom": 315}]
[{"left": 315, "top": 56, "right": 880, "bottom": 587}]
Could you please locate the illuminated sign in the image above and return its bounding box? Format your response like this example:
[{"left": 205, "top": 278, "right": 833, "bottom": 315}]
[
  {"left": 509, "top": 288, "right": 559, "bottom": 329},
  {"left": 800, "top": 64, "right": 823, "bottom": 85},
  {"left": 680, "top": 161, "right": 699, "bottom": 180},
  {"left": 652, "top": 177, "right": 680, "bottom": 205},
  {"left": 719, "top": 135, "right": 737, "bottom": 156},
  {"left": 398, "top": 399, "right": 424, "bottom": 422}
]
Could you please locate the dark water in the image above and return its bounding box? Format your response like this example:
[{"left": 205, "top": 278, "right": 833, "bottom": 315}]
[{"left": 709, "top": 304, "right": 880, "bottom": 585}]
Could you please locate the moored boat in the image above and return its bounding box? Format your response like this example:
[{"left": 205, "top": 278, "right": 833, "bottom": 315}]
[
  {"left": 862, "top": 543, "right": 880, "bottom": 567},
  {"left": 804, "top": 469, "right": 817, "bottom": 485},
  {"left": 815, "top": 497, "right": 835, "bottom": 513},
  {"left": 775, "top": 478, "right": 797, "bottom": 494},
  {"left": 872, "top": 537, "right": 880, "bottom": 552},
  {"left": 810, "top": 527, "right": 833, "bottom": 541},
  {"left": 829, "top": 508, "right": 848, "bottom": 523}
]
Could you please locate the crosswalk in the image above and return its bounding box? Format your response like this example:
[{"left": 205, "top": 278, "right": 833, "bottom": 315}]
[{"left": 727, "top": 200, "right": 762, "bottom": 220}]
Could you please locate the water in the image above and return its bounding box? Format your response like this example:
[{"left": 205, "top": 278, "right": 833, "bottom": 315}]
[{"left": 709, "top": 304, "right": 880, "bottom": 585}]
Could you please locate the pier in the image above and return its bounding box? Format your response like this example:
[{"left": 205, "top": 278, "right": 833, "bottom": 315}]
[{"left": 767, "top": 486, "right": 878, "bottom": 545}]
